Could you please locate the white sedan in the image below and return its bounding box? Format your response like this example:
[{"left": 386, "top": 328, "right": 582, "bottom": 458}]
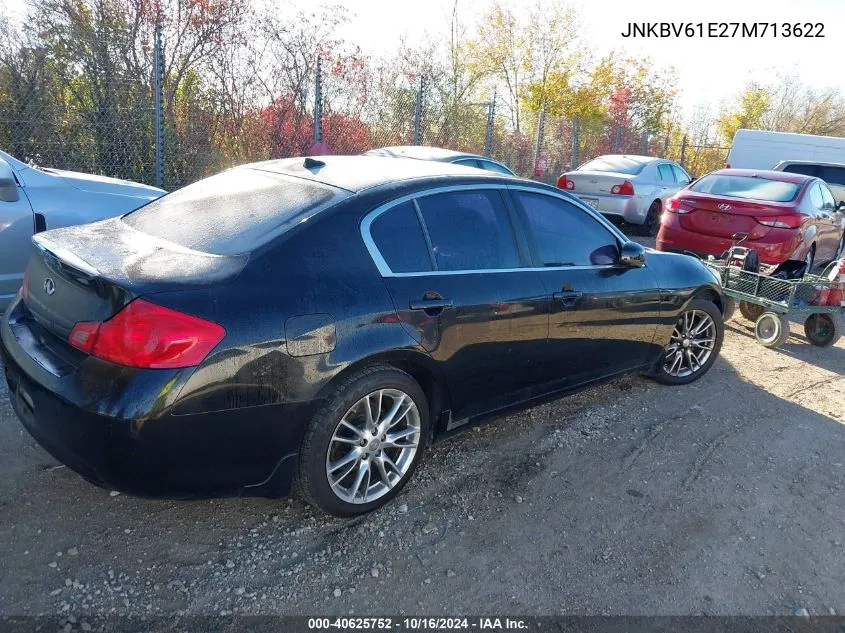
[{"left": 557, "top": 155, "right": 691, "bottom": 236}]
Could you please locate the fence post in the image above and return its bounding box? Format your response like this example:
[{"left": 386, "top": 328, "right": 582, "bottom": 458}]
[
  {"left": 571, "top": 116, "right": 580, "bottom": 169},
  {"left": 484, "top": 91, "right": 496, "bottom": 157},
  {"left": 313, "top": 57, "right": 323, "bottom": 146},
  {"left": 612, "top": 127, "right": 622, "bottom": 153},
  {"left": 680, "top": 134, "right": 688, "bottom": 166},
  {"left": 153, "top": 23, "right": 164, "bottom": 189},
  {"left": 533, "top": 108, "right": 546, "bottom": 178},
  {"left": 413, "top": 76, "right": 425, "bottom": 145}
]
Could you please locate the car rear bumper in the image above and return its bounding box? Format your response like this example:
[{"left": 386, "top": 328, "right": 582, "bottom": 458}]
[
  {"left": 656, "top": 222, "right": 801, "bottom": 265},
  {"left": 1, "top": 299, "right": 314, "bottom": 499},
  {"left": 574, "top": 193, "right": 645, "bottom": 224}
]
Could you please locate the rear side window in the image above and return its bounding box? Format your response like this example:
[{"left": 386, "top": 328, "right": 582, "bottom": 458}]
[
  {"left": 821, "top": 166, "right": 845, "bottom": 186},
  {"left": 514, "top": 192, "right": 619, "bottom": 267},
  {"left": 122, "top": 169, "right": 341, "bottom": 256},
  {"left": 657, "top": 164, "right": 674, "bottom": 181},
  {"left": 416, "top": 190, "right": 520, "bottom": 271},
  {"left": 370, "top": 202, "right": 432, "bottom": 273},
  {"left": 820, "top": 184, "right": 836, "bottom": 209},
  {"left": 690, "top": 174, "right": 801, "bottom": 202}
]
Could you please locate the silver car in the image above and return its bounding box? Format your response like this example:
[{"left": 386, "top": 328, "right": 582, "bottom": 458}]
[
  {"left": 558, "top": 155, "right": 691, "bottom": 236},
  {"left": 0, "top": 150, "right": 165, "bottom": 310},
  {"left": 364, "top": 146, "right": 515, "bottom": 176}
]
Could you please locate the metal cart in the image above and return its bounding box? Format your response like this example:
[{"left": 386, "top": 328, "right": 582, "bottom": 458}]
[{"left": 705, "top": 257, "right": 844, "bottom": 348}]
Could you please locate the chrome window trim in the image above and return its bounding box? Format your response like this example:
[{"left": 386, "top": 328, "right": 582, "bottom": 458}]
[{"left": 360, "top": 183, "right": 630, "bottom": 278}]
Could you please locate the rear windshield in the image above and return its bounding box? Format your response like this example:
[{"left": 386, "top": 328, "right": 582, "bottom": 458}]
[
  {"left": 578, "top": 156, "right": 649, "bottom": 175},
  {"left": 122, "top": 169, "right": 341, "bottom": 255},
  {"left": 690, "top": 174, "right": 801, "bottom": 202}
]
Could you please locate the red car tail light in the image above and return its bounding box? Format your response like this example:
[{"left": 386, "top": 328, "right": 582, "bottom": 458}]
[
  {"left": 68, "top": 299, "right": 226, "bottom": 369},
  {"left": 557, "top": 175, "right": 575, "bottom": 190},
  {"left": 665, "top": 198, "right": 693, "bottom": 214},
  {"left": 757, "top": 215, "right": 802, "bottom": 229},
  {"left": 610, "top": 180, "right": 634, "bottom": 196}
]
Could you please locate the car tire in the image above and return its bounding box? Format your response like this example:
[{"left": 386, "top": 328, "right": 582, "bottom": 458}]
[
  {"left": 738, "top": 300, "right": 765, "bottom": 322},
  {"left": 638, "top": 201, "right": 662, "bottom": 237},
  {"left": 297, "top": 365, "right": 430, "bottom": 517},
  {"left": 754, "top": 312, "right": 790, "bottom": 348},
  {"left": 804, "top": 313, "right": 842, "bottom": 348},
  {"left": 647, "top": 298, "right": 724, "bottom": 386}
]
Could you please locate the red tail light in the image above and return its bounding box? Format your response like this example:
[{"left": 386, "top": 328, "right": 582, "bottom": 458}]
[
  {"left": 69, "top": 299, "right": 225, "bottom": 369},
  {"left": 22, "top": 271, "right": 29, "bottom": 303},
  {"left": 757, "top": 215, "right": 801, "bottom": 229},
  {"left": 665, "top": 197, "right": 693, "bottom": 214},
  {"left": 557, "top": 175, "right": 575, "bottom": 190},
  {"left": 610, "top": 180, "right": 634, "bottom": 196},
  {"left": 725, "top": 163, "right": 731, "bottom": 169}
]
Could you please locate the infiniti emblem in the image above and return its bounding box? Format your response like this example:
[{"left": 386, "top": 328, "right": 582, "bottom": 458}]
[
  {"left": 43, "top": 278, "right": 56, "bottom": 296},
  {"left": 718, "top": 203, "right": 732, "bottom": 211}
]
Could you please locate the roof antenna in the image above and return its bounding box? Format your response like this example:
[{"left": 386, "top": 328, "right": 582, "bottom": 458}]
[{"left": 304, "top": 157, "right": 325, "bottom": 169}]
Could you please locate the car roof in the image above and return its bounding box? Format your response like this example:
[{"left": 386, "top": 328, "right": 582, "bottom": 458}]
[
  {"left": 710, "top": 168, "right": 814, "bottom": 185},
  {"left": 243, "top": 155, "right": 507, "bottom": 193},
  {"left": 364, "top": 146, "right": 486, "bottom": 163}
]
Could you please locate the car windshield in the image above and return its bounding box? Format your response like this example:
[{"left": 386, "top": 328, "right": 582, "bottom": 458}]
[
  {"left": 121, "top": 168, "right": 342, "bottom": 255},
  {"left": 578, "top": 156, "right": 649, "bottom": 175},
  {"left": 690, "top": 174, "right": 801, "bottom": 202}
]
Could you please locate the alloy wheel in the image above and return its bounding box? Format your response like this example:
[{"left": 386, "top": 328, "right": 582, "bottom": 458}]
[
  {"left": 325, "top": 389, "right": 421, "bottom": 504},
  {"left": 662, "top": 310, "right": 717, "bottom": 378}
]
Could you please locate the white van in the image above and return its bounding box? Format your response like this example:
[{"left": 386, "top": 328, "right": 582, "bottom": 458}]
[{"left": 726, "top": 129, "right": 845, "bottom": 169}]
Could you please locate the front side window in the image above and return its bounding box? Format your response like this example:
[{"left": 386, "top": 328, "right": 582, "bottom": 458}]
[
  {"left": 514, "top": 192, "right": 619, "bottom": 267},
  {"left": 370, "top": 202, "right": 432, "bottom": 273},
  {"left": 478, "top": 160, "right": 514, "bottom": 176},
  {"left": 416, "top": 190, "right": 521, "bottom": 271}
]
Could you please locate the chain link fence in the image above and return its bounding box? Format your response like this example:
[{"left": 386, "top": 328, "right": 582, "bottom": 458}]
[{"left": 0, "top": 31, "right": 730, "bottom": 191}]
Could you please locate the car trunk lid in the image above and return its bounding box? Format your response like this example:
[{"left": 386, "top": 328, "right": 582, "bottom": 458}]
[
  {"left": 565, "top": 170, "right": 634, "bottom": 196},
  {"left": 22, "top": 218, "right": 247, "bottom": 341},
  {"left": 677, "top": 193, "right": 795, "bottom": 239}
]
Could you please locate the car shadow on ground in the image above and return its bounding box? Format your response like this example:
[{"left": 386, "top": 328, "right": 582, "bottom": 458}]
[{"left": 1, "top": 337, "right": 844, "bottom": 616}]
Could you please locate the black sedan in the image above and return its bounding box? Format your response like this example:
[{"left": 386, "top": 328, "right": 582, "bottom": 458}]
[{"left": 1, "top": 156, "right": 724, "bottom": 516}]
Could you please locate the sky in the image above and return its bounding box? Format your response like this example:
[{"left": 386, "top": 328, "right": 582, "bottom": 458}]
[{"left": 2, "top": 0, "right": 843, "bottom": 116}]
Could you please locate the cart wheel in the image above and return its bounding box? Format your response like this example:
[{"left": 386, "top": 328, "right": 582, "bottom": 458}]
[
  {"left": 739, "top": 300, "right": 765, "bottom": 322},
  {"left": 803, "top": 313, "right": 843, "bottom": 348},
  {"left": 722, "top": 296, "right": 736, "bottom": 322},
  {"left": 755, "top": 312, "right": 790, "bottom": 348}
]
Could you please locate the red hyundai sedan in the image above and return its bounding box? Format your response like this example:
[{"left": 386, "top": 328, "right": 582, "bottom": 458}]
[{"left": 657, "top": 169, "right": 845, "bottom": 270}]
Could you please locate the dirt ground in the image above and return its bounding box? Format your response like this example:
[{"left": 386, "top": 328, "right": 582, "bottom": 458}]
[{"left": 1, "top": 243, "right": 844, "bottom": 619}]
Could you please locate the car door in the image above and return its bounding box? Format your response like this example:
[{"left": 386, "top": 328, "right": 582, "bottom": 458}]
[
  {"left": 657, "top": 163, "right": 680, "bottom": 199},
  {"left": 0, "top": 162, "right": 35, "bottom": 308},
  {"left": 818, "top": 182, "right": 841, "bottom": 261},
  {"left": 508, "top": 188, "right": 662, "bottom": 387},
  {"left": 364, "top": 188, "right": 550, "bottom": 423}
]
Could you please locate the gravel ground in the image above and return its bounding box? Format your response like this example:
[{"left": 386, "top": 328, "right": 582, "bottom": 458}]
[{"left": 1, "top": 244, "right": 844, "bottom": 618}]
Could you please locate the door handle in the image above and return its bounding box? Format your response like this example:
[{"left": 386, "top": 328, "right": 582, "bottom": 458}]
[
  {"left": 553, "top": 291, "right": 583, "bottom": 309},
  {"left": 409, "top": 295, "right": 453, "bottom": 315}
]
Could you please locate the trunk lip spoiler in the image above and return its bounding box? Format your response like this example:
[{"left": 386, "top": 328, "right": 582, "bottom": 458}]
[{"left": 32, "top": 234, "right": 100, "bottom": 277}]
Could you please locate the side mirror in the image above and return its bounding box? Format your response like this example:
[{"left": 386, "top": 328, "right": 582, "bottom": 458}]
[
  {"left": 837, "top": 200, "right": 845, "bottom": 211},
  {"left": 0, "top": 158, "right": 20, "bottom": 202},
  {"left": 619, "top": 241, "right": 646, "bottom": 268}
]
